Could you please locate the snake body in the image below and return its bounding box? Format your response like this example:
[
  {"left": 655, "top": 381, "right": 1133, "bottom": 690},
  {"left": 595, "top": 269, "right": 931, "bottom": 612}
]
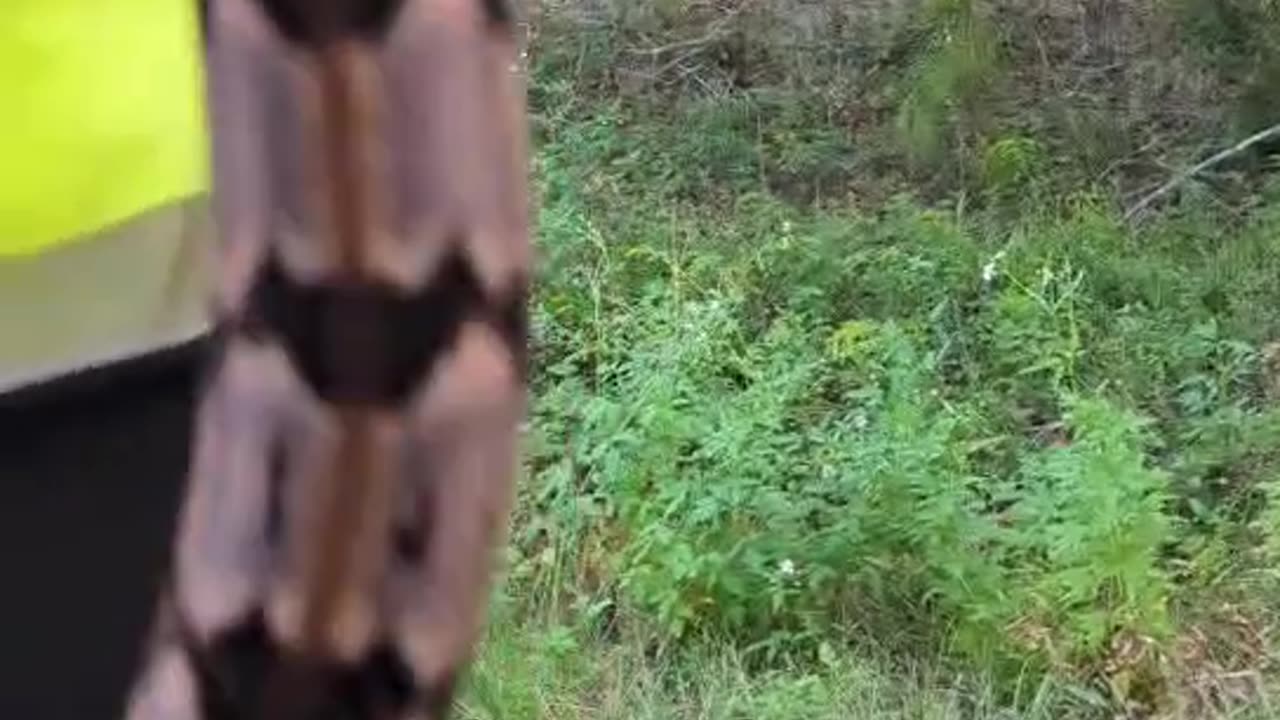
[{"left": 123, "top": 2, "right": 530, "bottom": 718}]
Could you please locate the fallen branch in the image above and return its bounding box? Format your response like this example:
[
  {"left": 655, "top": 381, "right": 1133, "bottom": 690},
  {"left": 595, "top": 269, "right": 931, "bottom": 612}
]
[
  {"left": 1124, "top": 121, "right": 1280, "bottom": 221},
  {"left": 624, "top": 4, "right": 746, "bottom": 58},
  {"left": 626, "top": 29, "right": 726, "bottom": 58}
]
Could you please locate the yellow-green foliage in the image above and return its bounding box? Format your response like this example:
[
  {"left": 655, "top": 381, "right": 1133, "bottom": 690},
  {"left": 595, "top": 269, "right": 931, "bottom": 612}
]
[{"left": 896, "top": 0, "right": 999, "bottom": 170}]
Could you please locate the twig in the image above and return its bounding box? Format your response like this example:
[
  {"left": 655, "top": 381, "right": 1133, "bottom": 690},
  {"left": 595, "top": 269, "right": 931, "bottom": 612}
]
[
  {"left": 1123, "top": 121, "right": 1280, "bottom": 221},
  {"left": 1092, "top": 132, "right": 1166, "bottom": 185},
  {"left": 624, "top": 4, "right": 746, "bottom": 58},
  {"left": 626, "top": 29, "right": 725, "bottom": 58}
]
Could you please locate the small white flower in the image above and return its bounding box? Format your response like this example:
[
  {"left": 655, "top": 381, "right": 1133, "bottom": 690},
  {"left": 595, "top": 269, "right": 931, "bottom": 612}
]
[
  {"left": 981, "top": 261, "right": 997, "bottom": 284},
  {"left": 781, "top": 220, "right": 793, "bottom": 234},
  {"left": 780, "top": 558, "right": 797, "bottom": 577},
  {"left": 981, "top": 250, "right": 1006, "bottom": 285}
]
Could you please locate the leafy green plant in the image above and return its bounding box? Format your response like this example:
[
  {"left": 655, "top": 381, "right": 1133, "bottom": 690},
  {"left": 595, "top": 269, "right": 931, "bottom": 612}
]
[
  {"left": 500, "top": 14, "right": 1280, "bottom": 715},
  {"left": 983, "top": 135, "right": 1047, "bottom": 198},
  {"left": 1007, "top": 398, "right": 1177, "bottom": 663},
  {"left": 896, "top": 0, "right": 1000, "bottom": 173}
]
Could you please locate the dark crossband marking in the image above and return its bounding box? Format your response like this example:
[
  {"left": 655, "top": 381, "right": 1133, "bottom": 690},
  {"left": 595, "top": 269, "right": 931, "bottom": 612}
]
[
  {"left": 177, "top": 608, "right": 421, "bottom": 720},
  {"left": 479, "top": 0, "right": 514, "bottom": 26},
  {"left": 246, "top": 0, "right": 512, "bottom": 47},
  {"left": 218, "top": 243, "right": 526, "bottom": 408},
  {"left": 250, "top": 0, "right": 408, "bottom": 45}
]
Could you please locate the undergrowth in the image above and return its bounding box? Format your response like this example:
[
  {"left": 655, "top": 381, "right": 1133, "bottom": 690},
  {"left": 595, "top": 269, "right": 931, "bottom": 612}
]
[{"left": 461, "top": 4, "right": 1280, "bottom": 718}]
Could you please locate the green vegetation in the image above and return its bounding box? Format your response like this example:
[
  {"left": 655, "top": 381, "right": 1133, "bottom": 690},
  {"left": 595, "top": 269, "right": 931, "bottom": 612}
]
[{"left": 463, "top": 2, "right": 1280, "bottom": 717}]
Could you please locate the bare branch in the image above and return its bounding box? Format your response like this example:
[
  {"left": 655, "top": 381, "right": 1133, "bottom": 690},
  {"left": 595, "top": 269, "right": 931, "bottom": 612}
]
[
  {"left": 624, "top": 4, "right": 747, "bottom": 58},
  {"left": 626, "top": 29, "right": 726, "bottom": 58},
  {"left": 1124, "top": 121, "right": 1280, "bottom": 221}
]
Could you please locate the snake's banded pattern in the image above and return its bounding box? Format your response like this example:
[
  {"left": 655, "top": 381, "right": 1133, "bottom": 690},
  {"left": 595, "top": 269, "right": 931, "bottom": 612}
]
[{"left": 123, "top": 2, "right": 530, "bottom": 718}]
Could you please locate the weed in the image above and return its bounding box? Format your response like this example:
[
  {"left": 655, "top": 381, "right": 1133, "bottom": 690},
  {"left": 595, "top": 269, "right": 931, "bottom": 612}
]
[{"left": 473, "top": 4, "right": 1280, "bottom": 717}]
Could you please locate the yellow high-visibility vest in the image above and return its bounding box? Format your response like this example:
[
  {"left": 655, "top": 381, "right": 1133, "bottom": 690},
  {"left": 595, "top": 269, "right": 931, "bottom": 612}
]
[{"left": 1, "top": 1, "right": 211, "bottom": 391}]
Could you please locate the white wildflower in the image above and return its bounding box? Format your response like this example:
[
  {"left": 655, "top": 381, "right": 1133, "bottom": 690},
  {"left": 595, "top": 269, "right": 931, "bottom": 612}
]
[
  {"left": 981, "top": 261, "right": 997, "bottom": 284},
  {"left": 779, "top": 558, "right": 797, "bottom": 577},
  {"left": 981, "top": 250, "right": 1006, "bottom": 285}
]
